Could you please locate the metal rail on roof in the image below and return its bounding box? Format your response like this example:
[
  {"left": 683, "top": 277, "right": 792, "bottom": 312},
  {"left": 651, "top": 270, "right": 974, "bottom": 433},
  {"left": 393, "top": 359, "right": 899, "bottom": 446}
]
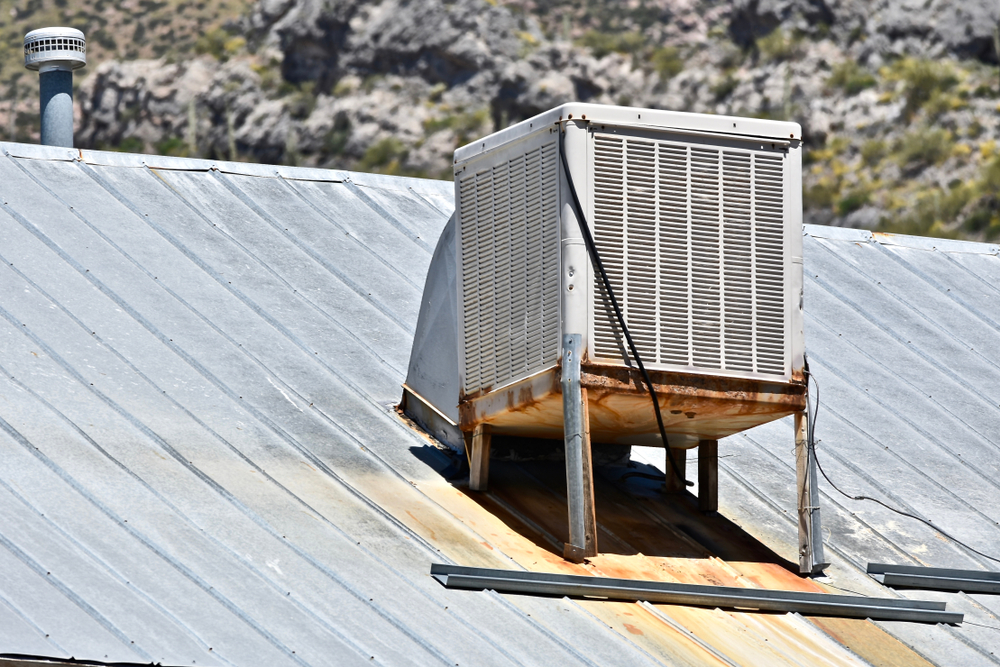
[
  {"left": 868, "top": 563, "right": 1000, "bottom": 594},
  {"left": 431, "top": 564, "right": 963, "bottom": 624}
]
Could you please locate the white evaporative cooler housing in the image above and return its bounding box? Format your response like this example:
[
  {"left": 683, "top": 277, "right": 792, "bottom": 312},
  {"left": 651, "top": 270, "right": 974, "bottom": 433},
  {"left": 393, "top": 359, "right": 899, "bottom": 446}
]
[
  {"left": 404, "top": 103, "right": 808, "bottom": 451},
  {"left": 404, "top": 103, "right": 823, "bottom": 569}
]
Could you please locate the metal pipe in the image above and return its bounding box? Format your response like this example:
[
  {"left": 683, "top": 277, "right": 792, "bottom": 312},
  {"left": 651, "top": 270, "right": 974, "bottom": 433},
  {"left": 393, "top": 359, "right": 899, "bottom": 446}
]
[
  {"left": 430, "top": 564, "right": 963, "bottom": 624},
  {"left": 39, "top": 69, "right": 73, "bottom": 147},
  {"left": 24, "top": 27, "right": 86, "bottom": 147}
]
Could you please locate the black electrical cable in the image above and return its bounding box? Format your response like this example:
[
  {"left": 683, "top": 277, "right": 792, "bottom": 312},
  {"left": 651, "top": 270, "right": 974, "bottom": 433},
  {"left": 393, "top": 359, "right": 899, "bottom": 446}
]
[
  {"left": 558, "top": 123, "right": 691, "bottom": 487},
  {"left": 803, "top": 357, "right": 1000, "bottom": 567}
]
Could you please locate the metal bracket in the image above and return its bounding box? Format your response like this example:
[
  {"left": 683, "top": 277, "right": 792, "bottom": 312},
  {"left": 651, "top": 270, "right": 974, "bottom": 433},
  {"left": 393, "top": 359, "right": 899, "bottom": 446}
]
[
  {"left": 430, "top": 564, "right": 963, "bottom": 624},
  {"left": 868, "top": 563, "right": 1000, "bottom": 594},
  {"left": 796, "top": 411, "right": 828, "bottom": 575},
  {"left": 561, "top": 334, "right": 598, "bottom": 561}
]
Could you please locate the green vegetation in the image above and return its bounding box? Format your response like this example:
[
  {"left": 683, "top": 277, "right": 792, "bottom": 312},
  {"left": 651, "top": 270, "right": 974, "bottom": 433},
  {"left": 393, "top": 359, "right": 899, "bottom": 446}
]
[
  {"left": 836, "top": 187, "right": 870, "bottom": 216},
  {"left": 755, "top": 29, "right": 802, "bottom": 62},
  {"left": 422, "top": 109, "right": 490, "bottom": 145},
  {"left": 711, "top": 73, "right": 738, "bottom": 101},
  {"left": 650, "top": 46, "right": 684, "bottom": 81},
  {"left": 195, "top": 26, "right": 246, "bottom": 61},
  {"left": 882, "top": 57, "right": 959, "bottom": 119},
  {"left": 576, "top": 30, "right": 646, "bottom": 58},
  {"left": 827, "top": 61, "right": 876, "bottom": 95},
  {"left": 893, "top": 128, "right": 953, "bottom": 170},
  {"left": 156, "top": 136, "right": 189, "bottom": 156},
  {"left": 285, "top": 81, "right": 317, "bottom": 120},
  {"left": 323, "top": 116, "right": 351, "bottom": 157},
  {"left": 804, "top": 182, "right": 837, "bottom": 209},
  {"left": 111, "top": 136, "right": 145, "bottom": 153},
  {"left": 860, "top": 139, "right": 888, "bottom": 166},
  {"left": 357, "top": 137, "right": 408, "bottom": 173}
]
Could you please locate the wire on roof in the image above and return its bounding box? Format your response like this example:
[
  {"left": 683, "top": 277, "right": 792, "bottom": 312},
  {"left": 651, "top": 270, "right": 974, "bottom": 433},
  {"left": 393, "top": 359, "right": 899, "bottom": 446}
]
[{"left": 804, "top": 358, "right": 1000, "bottom": 567}]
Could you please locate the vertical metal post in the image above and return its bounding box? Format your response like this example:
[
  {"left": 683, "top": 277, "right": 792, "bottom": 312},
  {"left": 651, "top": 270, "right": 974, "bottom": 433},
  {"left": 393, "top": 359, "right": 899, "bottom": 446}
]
[
  {"left": 469, "top": 423, "right": 492, "bottom": 491},
  {"left": 795, "top": 411, "right": 826, "bottom": 574},
  {"left": 698, "top": 439, "right": 718, "bottom": 512},
  {"left": 562, "top": 333, "right": 598, "bottom": 561},
  {"left": 664, "top": 447, "right": 687, "bottom": 493}
]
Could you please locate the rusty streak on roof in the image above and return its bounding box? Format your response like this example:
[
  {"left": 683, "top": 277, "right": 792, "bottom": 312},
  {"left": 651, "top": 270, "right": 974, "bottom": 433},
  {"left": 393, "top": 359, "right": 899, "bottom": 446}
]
[{"left": 0, "top": 142, "right": 997, "bottom": 666}]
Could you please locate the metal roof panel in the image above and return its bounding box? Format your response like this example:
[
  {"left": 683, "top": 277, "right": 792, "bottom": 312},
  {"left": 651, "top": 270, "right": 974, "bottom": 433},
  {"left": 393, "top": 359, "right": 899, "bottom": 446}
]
[{"left": 0, "top": 142, "right": 996, "bottom": 666}]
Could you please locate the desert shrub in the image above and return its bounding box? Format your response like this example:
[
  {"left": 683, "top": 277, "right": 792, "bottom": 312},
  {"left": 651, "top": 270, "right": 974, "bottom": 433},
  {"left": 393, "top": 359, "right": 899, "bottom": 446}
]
[
  {"left": 114, "top": 136, "right": 145, "bottom": 153},
  {"left": 804, "top": 182, "right": 837, "bottom": 209},
  {"left": 423, "top": 109, "right": 489, "bottom": 144},
  {"left": 577, "top": 30, "right": 646, "bottom": 58},
  {"left": 286, "top": 81, "right": 316, "bottom": 120},
  {"left": 827, "top": 61, "right": 876, "bottom": 96},
  {"left": 860, "top": 139, "right": 887, "bottom": 166},
  {"left": 323, "top": 116, "right": 351, "bottom": 156},
  {"left": 837, "top": 188, "right": 870, "bottom": 216},
  {"left": 155, "top": 136, "right": 188, "bottom": 157},
  {"left": 651, "top": 46, "right": 684, "bottom": 81},
  {"left": 756, "top": 29, "right": 802, "bottom": 62},
  {"left": 358, "top": 137, "right": 408, "bottom": 172},
  {"left": 893, "top": 128, "right": 952, "bottom": 169},
  {"left": 711, "top": 74, "right": 738, "bottom": 101},
  {"left": 195, "top": 27, "right": 245, "bottom": 61},
  {"left": 883, "top": 57, "right": 959, "bottom": 119}
]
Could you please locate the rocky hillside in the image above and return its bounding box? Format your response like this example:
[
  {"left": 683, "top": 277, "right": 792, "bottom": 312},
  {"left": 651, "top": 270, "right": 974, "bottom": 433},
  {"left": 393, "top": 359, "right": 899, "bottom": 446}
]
[
  {"left": 0, "top": 0, "right": 253, "bottom": 136},
  {"left": 9, "top": 0, "right": 1000, "bottom": 239}
]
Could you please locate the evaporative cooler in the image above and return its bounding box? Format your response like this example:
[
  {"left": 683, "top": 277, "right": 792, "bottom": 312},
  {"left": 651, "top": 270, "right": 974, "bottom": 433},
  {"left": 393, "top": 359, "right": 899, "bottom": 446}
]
[{"left": 403, "top": 103, "right": 823, "bottom": 571}]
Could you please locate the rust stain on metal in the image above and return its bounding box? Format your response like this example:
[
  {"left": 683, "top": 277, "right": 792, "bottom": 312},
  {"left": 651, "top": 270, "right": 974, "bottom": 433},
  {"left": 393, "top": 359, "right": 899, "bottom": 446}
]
[
  {"left": 458, "top": 370, "right": 561, "bottom": 431},
  {"left": 806, "top": 617, "right": 937, "bottom": 667},
  {"left": 457, "top": 360, "right": 806, "bottom": 442},
  {"left": 397, "top": 458, "right": 936, "bottom": 667},
  {"left": 580, "top": 362, "right": 806, "bottom": 403}
]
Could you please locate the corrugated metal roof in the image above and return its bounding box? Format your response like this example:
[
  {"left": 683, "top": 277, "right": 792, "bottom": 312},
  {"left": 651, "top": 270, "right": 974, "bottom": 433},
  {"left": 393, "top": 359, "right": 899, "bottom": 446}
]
[{"left": 0, "top": 141, "right": 996, "bottom": 667}]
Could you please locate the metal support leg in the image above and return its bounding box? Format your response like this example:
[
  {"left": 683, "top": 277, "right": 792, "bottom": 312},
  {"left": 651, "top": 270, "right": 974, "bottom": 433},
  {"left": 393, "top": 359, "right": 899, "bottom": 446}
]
[
  {"left": 664, "top": 448, "right": 687, "bottom": 494},
  {"left": 795, "top": 411, "right": 827, "bottom": 574},
  {"left": 698, "top": 439, "right": 718, "bottom": 512},
  {"left": 562, "top": 334, "right": 598, "bottom": 562},
  {"left": 469, "top": 424, "right": 492, "bottom": 491}
]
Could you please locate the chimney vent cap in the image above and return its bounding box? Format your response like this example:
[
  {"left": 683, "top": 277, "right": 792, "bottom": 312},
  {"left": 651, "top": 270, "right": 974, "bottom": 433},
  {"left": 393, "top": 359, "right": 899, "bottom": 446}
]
[{"left": 24, "top": 27, "right": 86, "bottom": 71}]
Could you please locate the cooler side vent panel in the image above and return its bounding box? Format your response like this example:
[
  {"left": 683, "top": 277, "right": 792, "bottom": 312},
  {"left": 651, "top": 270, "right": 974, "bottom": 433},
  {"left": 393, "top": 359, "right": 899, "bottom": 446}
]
[
  {"left": 459, "top": 140, "right": 560, "bottom": 396},
  {"left": 592, "top": 132, "right": 788, "bottom": 378}
]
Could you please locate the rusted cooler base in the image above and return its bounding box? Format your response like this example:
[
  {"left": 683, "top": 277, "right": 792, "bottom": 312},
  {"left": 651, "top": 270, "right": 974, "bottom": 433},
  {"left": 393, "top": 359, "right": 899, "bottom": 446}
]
[
  {"left": 458, "top": 363, "right": 807, "bottom": 447},
  {"left": 404, "top": 366, "right": 808, "bottom": 574}
]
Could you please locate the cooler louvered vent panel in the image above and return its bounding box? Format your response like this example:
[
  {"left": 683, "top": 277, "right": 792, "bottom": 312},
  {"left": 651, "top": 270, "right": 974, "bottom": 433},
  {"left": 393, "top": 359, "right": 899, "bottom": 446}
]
[
  {"left": 593, "top": 133, "right": 788, "bottom": 377},
  {"left": 460, "top": 140, "right": 560, "bottom": 395}
]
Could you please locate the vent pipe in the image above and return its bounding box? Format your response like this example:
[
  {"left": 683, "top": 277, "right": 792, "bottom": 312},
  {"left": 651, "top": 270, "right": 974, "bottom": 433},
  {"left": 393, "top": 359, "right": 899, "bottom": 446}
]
[{"left": 23, "top": 27, "right": 86, "bottom": 148}]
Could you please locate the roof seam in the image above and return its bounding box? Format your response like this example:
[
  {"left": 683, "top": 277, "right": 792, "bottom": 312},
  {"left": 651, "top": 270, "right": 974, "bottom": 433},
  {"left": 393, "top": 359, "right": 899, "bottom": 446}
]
[
  {"left": 807, "top": 274, "right": 1000, "bottom": 412},
  {"left": 869, "top": 240, "right": 1000, "bottom": 335},
  {"left": 0, "top": 169, "right": 502, "bottom": 662},
  {"left": 271, "top": 175, "right": 422, "bottom": 290},
  {"left": 0, "top": 468, "right": 235, "bottom": 666},
  {"left": 343, "top": 182, "right": 435, "bottom": 254},
  {"left": 806, "top": 310, "right": 1000, "bottom": 453},
  {"left": 0, "top": 258, "right": 569, "bottom": 666},
  {"left": 805, "top": 349, "right": 1000, "bottom": 547},
  {"left": 808, "top": 239, "right": 1000, "bottom": 377},
  {"left": 209, "top": 169, "right": 421, "bottom": 325},
  {"left": 0, "top": 408, "right": 305, "bottom": 665}
]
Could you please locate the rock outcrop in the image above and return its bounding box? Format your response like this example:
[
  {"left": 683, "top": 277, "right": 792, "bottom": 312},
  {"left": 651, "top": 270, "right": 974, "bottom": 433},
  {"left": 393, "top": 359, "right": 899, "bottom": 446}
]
[{"left": 76, "top": 0, "right": 1000, "bottom": 237}]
